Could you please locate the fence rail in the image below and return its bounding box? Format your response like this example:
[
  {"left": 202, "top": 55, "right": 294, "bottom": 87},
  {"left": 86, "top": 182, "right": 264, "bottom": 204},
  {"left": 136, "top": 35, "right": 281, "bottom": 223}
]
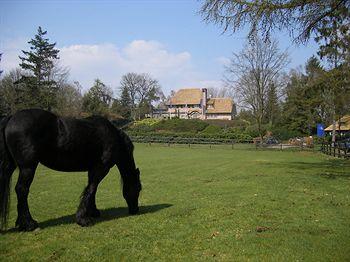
[
  {"left": 321, "top": 142, "right": 350, "bottom": 158},
  {"left": 130, "top": 136, "right": 243, "bottom": 147},
  {"left": 130, "top": 136, "right": 316, "bottom": 151}
]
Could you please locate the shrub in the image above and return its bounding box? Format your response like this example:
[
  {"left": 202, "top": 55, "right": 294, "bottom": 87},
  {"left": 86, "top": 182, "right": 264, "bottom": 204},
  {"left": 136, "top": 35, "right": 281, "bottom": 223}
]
[
  {"left": 270, "top": 126, "right": 303, "bottom": 141},
  {"left": 245, "top": 124, "right": 265, "bottom": 138},
  {"left": 200, "top": 125, "right": 223, "bottom": 134},
  {"left": 133, "top": 118, "right": 161, "bottom": 127},
  {"left": 154, "top": 118, "right": 209, "bottom": 133},
  {"left": 204, "top": 119, "right": 251, "bottom": 129},
  {"left": 110, "top": 118, "right": 132, "bottom": 128}
]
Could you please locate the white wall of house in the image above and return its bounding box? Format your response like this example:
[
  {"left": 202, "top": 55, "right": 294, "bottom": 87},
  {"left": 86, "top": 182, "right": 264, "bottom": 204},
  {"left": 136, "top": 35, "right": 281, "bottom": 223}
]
[{"left": 206, "top": 114, "right": 232, "bottom": 120}]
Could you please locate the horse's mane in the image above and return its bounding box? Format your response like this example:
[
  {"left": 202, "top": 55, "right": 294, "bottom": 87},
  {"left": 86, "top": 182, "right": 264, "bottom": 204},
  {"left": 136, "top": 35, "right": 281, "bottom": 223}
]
[
  {"left": 116, "top": 128, "right": 134, "bottom": 154},
  {"left": 84, "top": 115, "right": 134, "bottom": 154}
]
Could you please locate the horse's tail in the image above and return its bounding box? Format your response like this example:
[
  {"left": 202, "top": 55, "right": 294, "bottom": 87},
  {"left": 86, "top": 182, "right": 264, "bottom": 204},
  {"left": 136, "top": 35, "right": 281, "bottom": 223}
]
[{"left": 0, "top": 116, "right": 15, "bottom": 230}]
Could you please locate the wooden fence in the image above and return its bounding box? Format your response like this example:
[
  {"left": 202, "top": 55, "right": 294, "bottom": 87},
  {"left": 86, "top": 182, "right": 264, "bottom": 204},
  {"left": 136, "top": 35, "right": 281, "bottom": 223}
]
[
  {"left": 130, "top": 136, "right": 243, "bottom": 148},
  {"left": 321, "top": 142, "right": 350, "bottom": 158},
  {"left": 130, "top": 136, "right": 315, "bottom": 151}
]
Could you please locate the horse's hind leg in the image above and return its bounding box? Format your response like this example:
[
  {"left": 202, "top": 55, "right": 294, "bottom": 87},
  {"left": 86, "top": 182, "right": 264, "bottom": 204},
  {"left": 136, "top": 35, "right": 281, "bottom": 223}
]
[
  {"left": 15, "top": 165, "right": 38, "bottom": 231},
  {"left": 76, "top": 165, "right": 109, "bottom": 227}
]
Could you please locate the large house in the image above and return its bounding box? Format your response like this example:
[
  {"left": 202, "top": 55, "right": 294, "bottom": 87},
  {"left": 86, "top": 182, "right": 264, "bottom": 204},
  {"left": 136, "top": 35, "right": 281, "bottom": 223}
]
[{"left": 152, "top": 88, "right": 236, "bottom": 120}]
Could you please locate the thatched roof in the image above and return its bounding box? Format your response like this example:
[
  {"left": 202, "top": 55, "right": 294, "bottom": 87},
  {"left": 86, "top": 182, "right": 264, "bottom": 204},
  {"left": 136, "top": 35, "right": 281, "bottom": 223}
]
[
  {"left": 167, "top": 88, "right": 234, "bottom": 114},
  {"left": 206, "top": 98, "right": 233, "bottom": 114},
  {"left": 325, "top": 115, "right": 350, "bottom": 131},
  {"left": 168, "top": 88, "right": 202, "bottom": 105}
]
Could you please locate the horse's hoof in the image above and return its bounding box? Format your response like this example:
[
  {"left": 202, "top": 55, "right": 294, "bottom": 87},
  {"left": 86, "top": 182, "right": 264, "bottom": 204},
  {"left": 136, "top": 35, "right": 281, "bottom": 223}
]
[
  {"left": 16, "top": 219, "right": 38, "bottom": 232},
  {"left": 76, "top": 217, "right": 93, "bottom": 227}
]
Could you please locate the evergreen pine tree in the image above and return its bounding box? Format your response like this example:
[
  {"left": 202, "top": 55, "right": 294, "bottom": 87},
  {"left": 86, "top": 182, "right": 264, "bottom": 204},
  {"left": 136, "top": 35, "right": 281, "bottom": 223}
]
[
  {"left": 265, "top": 83, "right": 280, "bottom": 126},
  {"left": 82, "top": 79, "right": 113, "bottom": 115},
  {"left": 111, "top": 86, "right": 132, "bottom": 119},
  {"left": 119, "top": 86, "right": 132, "bottom": 118},
  {"left": 19, "top": 26, "right": 59, "bottom": 110}
]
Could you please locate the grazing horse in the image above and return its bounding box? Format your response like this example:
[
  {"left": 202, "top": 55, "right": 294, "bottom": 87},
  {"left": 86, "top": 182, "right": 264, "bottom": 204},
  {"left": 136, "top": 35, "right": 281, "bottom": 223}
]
[{"left": 0, "top": 109, "right": 141, "bottom": 231}]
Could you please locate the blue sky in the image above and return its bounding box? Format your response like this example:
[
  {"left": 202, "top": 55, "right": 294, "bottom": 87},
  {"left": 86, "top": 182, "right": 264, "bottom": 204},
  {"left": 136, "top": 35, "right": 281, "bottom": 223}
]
[{"left": 0, "top": 0, "right": 318, "bottom": 95}]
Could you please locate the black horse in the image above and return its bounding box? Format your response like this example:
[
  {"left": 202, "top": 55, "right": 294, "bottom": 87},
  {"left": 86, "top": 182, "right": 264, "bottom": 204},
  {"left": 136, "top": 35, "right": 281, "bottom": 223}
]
[{"left": 0, "top": 109, "right": 141, "bottom": 231}]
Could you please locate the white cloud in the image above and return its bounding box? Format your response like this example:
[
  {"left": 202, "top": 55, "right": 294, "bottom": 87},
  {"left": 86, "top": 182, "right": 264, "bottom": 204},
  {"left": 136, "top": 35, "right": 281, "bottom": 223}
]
[
  {"left": 1, "top": 37, "right": 28, "bottom": 71},
  {"left": 199, "top": 80, "right": 224, "bottom": 89},
  {"left": 216, "top": 56, "right": 231, "bottom": 66},
  {"left": 1, "top": 38, "right": 224, "bottom": 95},
  {"left": 59, "top": 40, "right": 198, "bottom": 94}
]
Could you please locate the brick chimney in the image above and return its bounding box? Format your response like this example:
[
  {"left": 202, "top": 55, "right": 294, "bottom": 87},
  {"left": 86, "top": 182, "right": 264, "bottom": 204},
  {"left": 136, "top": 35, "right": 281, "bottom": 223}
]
[{"left": 201, "top": 88, "right": 207, "bottom": 119}]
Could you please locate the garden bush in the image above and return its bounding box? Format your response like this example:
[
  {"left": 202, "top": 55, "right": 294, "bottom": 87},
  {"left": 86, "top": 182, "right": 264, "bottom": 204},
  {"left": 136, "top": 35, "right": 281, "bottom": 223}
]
[
  {"left": 155, "top": 118, "right": 209, "bottom": 133},
  {"left": 200, "top": 125, "right": 223, "bottom": 134}
]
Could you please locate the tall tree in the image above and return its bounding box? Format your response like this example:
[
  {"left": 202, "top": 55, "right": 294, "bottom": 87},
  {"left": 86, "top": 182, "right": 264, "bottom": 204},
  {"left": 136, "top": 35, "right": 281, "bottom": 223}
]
[
  {"left": 225, "top": 36, "right": 289, "bottom": 138},
  {"left": 119, "top": 73, "right": 140, "bottom": 119},
  {"left": 56, "top": 81, "right": 83, "bottom": 117},
  {"left": 280, "top": 56, "right": 350, "bottom": 137},
  {"left": 0, "top": 53, "right": 3, "bottom": 77},
  {"left": 18, "top": 26, "right": 60, "bottom": 110},
  {"left": 304, "top": 56, "right": 328, "bottom": 124},
  {"left": 315, "top": 4, "right": 350, "bottom": 67},
  {"left": 82, "top": 79, "right": 113, "bottom": 115},
  {"left": 111, "top": 86, "right": 132, "bottom": 119},
  {"left": 313, "top": 6, "right": 350, "bottom": 143},
  {"left": 207, "top": 87, "right": 231, "bottom": 98},
  {"left": 119, "top": 73, "right": 161, "bottom": 120},
  {"left": 200, "top": 0, "right": 349, "bottom": 43},
  {"left": 265, "top": 83, "right": 281, "bottom": 126},
  {"left": 282, "top": 69, "right": 316, "bottom": 135},
  {"left": 0, "top": 68, "right": 27, "bottom": 114}
]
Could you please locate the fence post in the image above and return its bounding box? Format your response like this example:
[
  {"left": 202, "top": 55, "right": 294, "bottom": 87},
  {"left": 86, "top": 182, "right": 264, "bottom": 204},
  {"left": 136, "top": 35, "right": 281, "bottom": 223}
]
[{"left": 345, "top": 146, "right": 348, "bottom": 158}]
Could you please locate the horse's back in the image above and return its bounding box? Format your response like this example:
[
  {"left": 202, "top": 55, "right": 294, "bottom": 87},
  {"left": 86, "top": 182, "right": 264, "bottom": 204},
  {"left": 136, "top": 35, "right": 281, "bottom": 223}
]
[
  {"left": 5, "top": 109, "right": 119, "bottom": 171},
  {"left": 6, "top": 109, "right": 58, "bottom": 141}
]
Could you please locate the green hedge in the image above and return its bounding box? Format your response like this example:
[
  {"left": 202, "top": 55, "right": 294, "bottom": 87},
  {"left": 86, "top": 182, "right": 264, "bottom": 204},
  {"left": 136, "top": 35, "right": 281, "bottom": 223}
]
[
  {"left": 126, "top": 130, "right": 253, "bottom": 141},
  {"left": 127, "top": 118, "right": 310, "bottom": 141},
  {"left": 155, "top": 118, "right": 209, "bottom": 133},
  {"left": 129, "top": 118, "right": 209, "bottom": 133}
]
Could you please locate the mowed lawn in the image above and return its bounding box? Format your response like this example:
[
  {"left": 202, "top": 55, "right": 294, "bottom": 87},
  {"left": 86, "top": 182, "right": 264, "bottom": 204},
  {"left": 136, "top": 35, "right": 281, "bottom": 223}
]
[{"left": 1, "top": 144, "right": 350, "bottom": 261}]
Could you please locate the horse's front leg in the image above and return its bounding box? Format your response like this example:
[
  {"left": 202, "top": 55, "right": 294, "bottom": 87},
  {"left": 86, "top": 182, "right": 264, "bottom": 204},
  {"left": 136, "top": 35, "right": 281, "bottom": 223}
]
[
  {"left": 15, "top": 166, "right": 38, "bottom": 231},
  {"left": 76, "top": 166, "right": 109, "bottom": 227},
  {"left": 87, "top": 187, "right": 102, "bottom": 218}
]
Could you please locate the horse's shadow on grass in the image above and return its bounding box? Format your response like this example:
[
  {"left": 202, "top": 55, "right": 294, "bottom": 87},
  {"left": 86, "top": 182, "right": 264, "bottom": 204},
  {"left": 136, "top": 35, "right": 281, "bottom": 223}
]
[{"left": 4, "top": 203, "right": 172, "bottom": 233}]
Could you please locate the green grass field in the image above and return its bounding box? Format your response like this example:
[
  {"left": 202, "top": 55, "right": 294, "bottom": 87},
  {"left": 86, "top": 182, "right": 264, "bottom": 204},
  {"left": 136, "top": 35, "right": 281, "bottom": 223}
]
[{"left": 1, "top": 144, "right": 349, "bottom": 261}]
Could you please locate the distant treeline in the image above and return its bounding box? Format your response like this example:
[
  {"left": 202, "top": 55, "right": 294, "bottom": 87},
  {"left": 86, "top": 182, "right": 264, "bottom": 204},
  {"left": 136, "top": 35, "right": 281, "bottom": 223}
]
[{"left": 0, "top": 25, "right": 349, "bottom": 140}]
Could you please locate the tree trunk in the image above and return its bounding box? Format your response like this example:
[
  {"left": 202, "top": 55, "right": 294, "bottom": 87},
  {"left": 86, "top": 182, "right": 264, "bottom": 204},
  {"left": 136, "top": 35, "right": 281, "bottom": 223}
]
[{"left": 331, "top": 118, "right": 336, "bottom": 147}]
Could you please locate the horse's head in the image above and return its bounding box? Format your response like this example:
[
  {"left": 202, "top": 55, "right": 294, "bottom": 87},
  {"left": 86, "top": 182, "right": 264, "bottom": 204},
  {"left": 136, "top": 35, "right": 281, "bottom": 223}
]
[{"left": 122, "top": 168, "right": 142, "bottom": 215}]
